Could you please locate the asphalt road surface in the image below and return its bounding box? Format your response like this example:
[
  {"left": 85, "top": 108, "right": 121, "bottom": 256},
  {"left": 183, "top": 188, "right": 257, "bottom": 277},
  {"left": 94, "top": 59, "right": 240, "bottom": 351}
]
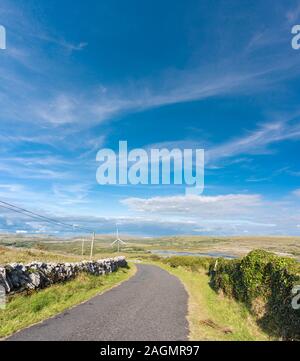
[{"left": 7, "top": 264, "right": 189, "bottom": 341}]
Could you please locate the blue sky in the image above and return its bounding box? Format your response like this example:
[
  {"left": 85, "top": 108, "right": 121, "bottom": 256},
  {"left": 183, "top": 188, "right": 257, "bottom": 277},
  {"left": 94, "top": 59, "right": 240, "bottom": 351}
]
[{"left": 1, "top": 0, "right": 300, "bottom": 236}]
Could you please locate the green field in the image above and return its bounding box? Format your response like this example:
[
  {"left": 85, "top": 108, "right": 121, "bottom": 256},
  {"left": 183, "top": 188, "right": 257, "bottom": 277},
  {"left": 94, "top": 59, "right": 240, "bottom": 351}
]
[{"left": 1, "top": 233, "right": 299, "bottom": 261}]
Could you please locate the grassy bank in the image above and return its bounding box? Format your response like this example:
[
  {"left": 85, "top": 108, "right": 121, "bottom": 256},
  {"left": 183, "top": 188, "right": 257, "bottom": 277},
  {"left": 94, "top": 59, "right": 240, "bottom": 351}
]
[
  {"left": 151, "top": 260, "right": 270, "bottom": 341},
  {"left": 0, "top": 263, "right": 136, "bottom": 339},
  {"left": 0, "top": 246, "right": 82, "bottom": 264}
]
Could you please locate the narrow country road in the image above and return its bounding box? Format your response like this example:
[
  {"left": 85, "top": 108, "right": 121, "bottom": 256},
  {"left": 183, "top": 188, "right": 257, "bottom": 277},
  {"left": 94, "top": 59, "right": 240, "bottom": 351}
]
[{"left": 7, "top": 264, "right": 189, "bottom": 341}]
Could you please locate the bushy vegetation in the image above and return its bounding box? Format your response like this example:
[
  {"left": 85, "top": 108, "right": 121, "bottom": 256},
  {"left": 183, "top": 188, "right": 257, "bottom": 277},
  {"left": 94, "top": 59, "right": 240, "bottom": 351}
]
[
  {"left": 162, "top": 255, "right": 213, "bottom": 271},
  {"left": 209, "top": 250, "right": 300, "bottom": 340}
]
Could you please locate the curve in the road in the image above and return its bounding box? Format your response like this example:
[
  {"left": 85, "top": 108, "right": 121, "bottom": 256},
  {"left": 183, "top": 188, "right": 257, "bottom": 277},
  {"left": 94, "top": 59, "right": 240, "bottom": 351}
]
[{"left": 7, "top": 264, "right": 189, "bottom": 341}]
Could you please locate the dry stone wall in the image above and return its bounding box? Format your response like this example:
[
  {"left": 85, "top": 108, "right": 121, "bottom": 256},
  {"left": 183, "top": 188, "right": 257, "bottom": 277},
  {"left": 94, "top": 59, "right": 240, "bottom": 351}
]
[{"left": 0, "top": 256, "right": 127, "bottom": 294}]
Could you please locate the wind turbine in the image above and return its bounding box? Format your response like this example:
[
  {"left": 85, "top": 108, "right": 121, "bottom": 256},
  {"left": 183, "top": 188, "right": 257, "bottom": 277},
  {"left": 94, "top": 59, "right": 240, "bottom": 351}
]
[{"left": 111, "top": 226, "right": 126, "bottom": 253}]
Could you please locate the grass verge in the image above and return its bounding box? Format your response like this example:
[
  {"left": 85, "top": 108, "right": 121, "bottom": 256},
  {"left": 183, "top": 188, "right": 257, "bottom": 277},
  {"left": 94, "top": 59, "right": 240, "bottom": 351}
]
[
  {"left": 0, "top": 263, "right": 136, "bottom": 339},
  {"left": 149, "top": 262, "right": 271, "bottom": 341}
]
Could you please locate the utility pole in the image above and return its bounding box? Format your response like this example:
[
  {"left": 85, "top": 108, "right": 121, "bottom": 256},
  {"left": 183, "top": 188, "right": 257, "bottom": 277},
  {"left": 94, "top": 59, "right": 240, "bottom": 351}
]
[
  {"left": 81, "top": 238, "right": 85, "bottom": 257},
  {"left": 117, "top": 227, "right": 120, "bottom": 253},
  {"left": 90, "top": 232, "right": 95, "bottom": 260}
]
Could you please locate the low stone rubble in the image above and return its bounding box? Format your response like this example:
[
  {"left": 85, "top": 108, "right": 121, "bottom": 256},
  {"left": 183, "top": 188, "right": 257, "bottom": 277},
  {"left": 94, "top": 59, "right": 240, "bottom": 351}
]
[{"left": 0, "top": 256, "right": 127, "bottom": 294}]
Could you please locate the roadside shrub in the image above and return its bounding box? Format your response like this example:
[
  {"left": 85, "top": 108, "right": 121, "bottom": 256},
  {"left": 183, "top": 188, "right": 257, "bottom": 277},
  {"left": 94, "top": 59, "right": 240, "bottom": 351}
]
[
  {"left": 147, "top": 254, "right": 162, "bottom": 262},
  {"left": 209, "top": 250, "right": 300, "bottom": 340},
  {"left": 163, "top": 256, "right": 213, "bottom": 271}
]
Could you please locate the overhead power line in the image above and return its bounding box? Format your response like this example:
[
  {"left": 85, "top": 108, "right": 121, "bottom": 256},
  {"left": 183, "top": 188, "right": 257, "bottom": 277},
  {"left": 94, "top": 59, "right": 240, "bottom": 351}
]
[{"left": 0, "top": 199, "right": 94, "bottom": 233}]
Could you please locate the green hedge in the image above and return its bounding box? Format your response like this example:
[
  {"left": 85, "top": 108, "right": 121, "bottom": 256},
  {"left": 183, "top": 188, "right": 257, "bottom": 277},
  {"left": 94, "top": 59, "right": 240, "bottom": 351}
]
[{"left": 209, "top": 250, "right": 300, "bottom": 340}]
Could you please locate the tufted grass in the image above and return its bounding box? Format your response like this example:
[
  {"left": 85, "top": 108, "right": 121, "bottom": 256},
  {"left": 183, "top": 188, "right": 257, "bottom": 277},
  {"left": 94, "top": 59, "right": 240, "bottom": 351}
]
[{"left": 0, "top": 263, "right": 136, "bottom": 339}]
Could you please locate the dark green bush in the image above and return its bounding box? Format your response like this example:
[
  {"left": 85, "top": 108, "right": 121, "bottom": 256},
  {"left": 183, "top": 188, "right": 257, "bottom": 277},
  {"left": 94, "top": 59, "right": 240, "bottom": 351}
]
[{"left": 209, "top": 250, "right": 300, "bottom": 340}]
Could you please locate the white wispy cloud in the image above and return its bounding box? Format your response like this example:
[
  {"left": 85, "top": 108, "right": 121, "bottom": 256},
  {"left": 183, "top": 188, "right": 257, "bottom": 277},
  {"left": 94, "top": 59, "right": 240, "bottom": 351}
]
[
  {"left": 35, "top": 95, "right": 78, "bottom": 125},
  {"left": 52, "top": 183, "right": 92, "bottom": 205},
  {"left": 120, "top": 192, "right": 300, "bottom": 235},
  {"left": 293, "top": 188, "right": 300, "bottom": 197},
  {"left": 206, "top": 120, "right": 300, "bottom": 165},
  {"left": 30, "top": 58, "right": 300, "bottom": 128},
  {"left": 122, "top": 194, "right": 262, "bottom": 216},
  {"left": 0, "top": 157, "right": 70, "bottom": 180},
  {"left": 139, "top": 119, "right": 300, "bottom": 169},
  {"left": 36, "top": 34, "right": 88, "bottom": 53},
  {"left": 0, "top": 184, "right": 25, "bottom": 193}
]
